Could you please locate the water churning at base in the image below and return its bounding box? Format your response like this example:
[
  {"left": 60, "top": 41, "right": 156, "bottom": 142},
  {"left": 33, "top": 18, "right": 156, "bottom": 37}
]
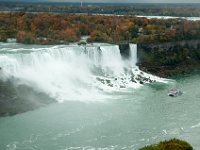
[{"left": 0, "top": 43, "right": 165, "bottom": 102}]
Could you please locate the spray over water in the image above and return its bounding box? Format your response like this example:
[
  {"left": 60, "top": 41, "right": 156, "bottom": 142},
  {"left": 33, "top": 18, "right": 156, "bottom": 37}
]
[{"left": 0, "top": 43, "right": 167, "bottom": 102}]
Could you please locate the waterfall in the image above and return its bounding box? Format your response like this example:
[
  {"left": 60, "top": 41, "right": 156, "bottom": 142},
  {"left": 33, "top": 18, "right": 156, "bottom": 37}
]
[
  {"left": 0, "top": 43, "right": 167, "bottom": 102},
  {"left": 129, "top": 44, "right": 137, "bottom": 67}
]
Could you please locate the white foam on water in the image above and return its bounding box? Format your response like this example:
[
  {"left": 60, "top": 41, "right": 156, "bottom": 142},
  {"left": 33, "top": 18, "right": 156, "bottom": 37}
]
[
  {"left": 0, "top": 43, "right": 170, "bottom": 102},
  {"left": 191, "top": 122, "right": 200, "bottom": 129}
]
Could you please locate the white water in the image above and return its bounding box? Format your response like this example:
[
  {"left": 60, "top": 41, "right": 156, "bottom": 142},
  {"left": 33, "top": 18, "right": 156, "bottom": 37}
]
[
  {"left": 0, "top": 43, "right": 168, "bottom": 102},
  {"left": 136, "top": 15, "right": 200, "bottom": 21}
]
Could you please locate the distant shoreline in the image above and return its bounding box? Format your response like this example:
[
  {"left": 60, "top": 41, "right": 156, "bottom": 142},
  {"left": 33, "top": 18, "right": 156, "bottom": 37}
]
[
  {"left": 1, "top": 2, "right": 200, "bottom": 17},
  {"left": 1, "top": 10, "right": 200, "bottom": 21},
  {"left": 1, "top": 1, "right": 200, "bottom": 5}
]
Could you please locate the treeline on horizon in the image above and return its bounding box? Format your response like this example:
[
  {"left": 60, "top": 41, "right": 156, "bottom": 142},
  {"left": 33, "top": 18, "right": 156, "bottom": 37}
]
[
  {"left": 1, "top": 3, "right": 200, "bottom": 17},
  {"left": 1, "top": 12, "right": 200, "bottom": 44}
]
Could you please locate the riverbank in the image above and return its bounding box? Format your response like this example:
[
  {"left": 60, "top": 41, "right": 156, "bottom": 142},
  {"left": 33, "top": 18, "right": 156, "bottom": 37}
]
[
  {"left": 137, "top": 40, "right": 200, "bottom": 77},
  {"left": 1, "top": 12, "right": 200, "bottom": 78},
  {"left": 2, "top": 12, "right": 200, "bottom": 45}
]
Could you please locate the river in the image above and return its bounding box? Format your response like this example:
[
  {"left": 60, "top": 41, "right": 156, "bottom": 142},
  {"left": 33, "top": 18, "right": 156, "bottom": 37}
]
[{"left": 0, "top": 42, "right": 199, "bottom": 150}]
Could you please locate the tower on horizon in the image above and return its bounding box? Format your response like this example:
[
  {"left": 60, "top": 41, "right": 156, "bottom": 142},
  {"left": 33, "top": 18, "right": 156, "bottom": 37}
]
[{"left": 81, "top": 1, "right": 83, "bottom": 7}]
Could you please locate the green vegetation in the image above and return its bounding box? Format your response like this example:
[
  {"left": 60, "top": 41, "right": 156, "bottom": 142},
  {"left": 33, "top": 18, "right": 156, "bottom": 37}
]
[
  {"left": 139, "top": 139, "right": 193, "bottom": 150},
  {"left": 1, "top": 12, "right": 200, "bottom": 77},
  {"left": 137, "top": 40, "right": 200, "bottom": 77},
  {"left": 1, "top": 12, "right": 200, "bottom": 44}
]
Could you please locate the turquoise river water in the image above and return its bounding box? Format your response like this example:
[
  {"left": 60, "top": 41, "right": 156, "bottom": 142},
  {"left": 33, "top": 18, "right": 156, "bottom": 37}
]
[{"left": 0, "top": 42, "right": 200, "bottom": 150}]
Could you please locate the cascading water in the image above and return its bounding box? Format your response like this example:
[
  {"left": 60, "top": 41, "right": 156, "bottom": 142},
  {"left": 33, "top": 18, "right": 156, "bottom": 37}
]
[
  {"left": 0, "top": 43, "right": 167, "bottom": 102},
  {"left": 129, "top": 44, "right": 137, "bottom": 67},
  {"left": 2, "top": 42, "right": 188, "bottom": 150}
]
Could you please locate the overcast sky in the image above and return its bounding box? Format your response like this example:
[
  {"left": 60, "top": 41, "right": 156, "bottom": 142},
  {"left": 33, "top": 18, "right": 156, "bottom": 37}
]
[
  {"left": 1, "top": 0, "right": 200, "bottom": 3},
  {"left": 37, "top": 0, "right": 200, "bottom": 3}
]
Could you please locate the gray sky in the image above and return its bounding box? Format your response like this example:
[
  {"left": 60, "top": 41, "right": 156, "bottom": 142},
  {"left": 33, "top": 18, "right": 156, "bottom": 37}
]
[
  {"left": 40, "top": 0, "right": 200, "bottom": 3},
  {"left": 2, "top": 0, "right": 200, "bottom": 3}
]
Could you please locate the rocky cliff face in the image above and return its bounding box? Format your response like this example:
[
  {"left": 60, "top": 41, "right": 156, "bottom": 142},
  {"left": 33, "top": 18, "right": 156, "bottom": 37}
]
[
  {"left": 118, "top": 43, "right": 130, "bottom": 59},
  {"left": 137, "top": 40, "right": 200, "bottom": 77},
  {"left": 0, "top": 79, "right": 55, "bottom": 117}
]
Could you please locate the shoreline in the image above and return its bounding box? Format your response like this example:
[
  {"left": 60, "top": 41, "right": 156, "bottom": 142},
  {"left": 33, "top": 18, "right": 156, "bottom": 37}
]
[{"left": 1, "top": 39, "right": 200, "bottom": 78}]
